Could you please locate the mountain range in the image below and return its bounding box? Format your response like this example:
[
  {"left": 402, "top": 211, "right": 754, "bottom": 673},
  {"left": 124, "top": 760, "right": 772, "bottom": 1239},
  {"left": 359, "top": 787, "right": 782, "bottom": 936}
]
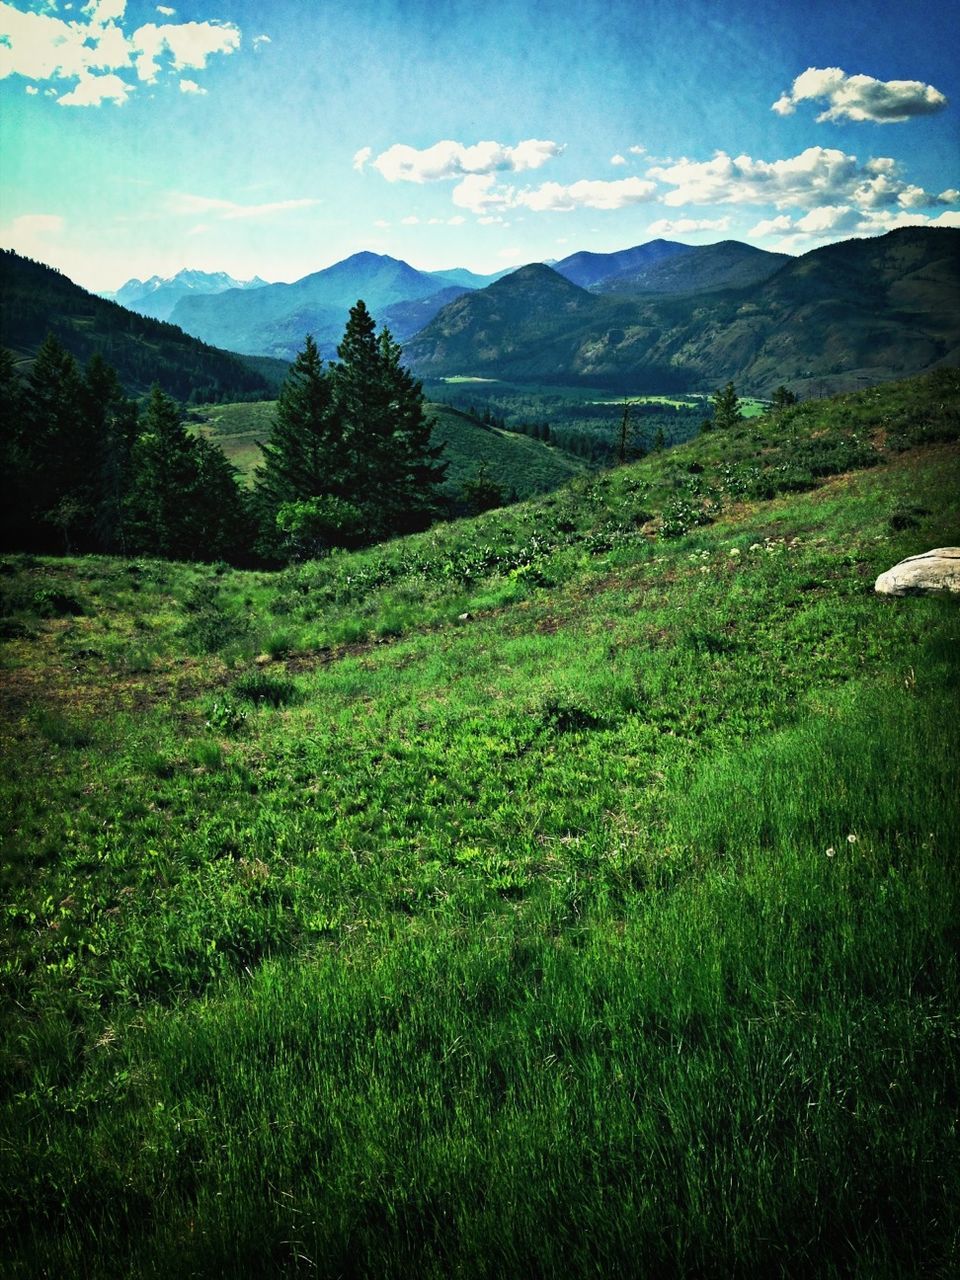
[
  {"left": 165, "top": 252, "right": 480, "bottom": 360},
  {"left": 101, "top": 269, "right": 269, "bottom": 323},
  {"left": 404, "top": 227, "right": 960, "bottom": 396},
  {"left": 159, "top": 242, "right": 791, "bottom": 362},
  {"left": 4, "top": 229, "right": 958, "bottom": 403}
]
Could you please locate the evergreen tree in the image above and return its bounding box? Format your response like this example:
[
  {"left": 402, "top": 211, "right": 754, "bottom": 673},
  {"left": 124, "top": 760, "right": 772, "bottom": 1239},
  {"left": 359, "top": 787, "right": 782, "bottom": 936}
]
[
  {"left": 255, "top": 336, "right": 345, "bottom": 509},
  {"left": 711, "top": 381, "right": 743, "bottom": 430},
  {"left": 0, "top": 347, "right": 27, "bottom": 548},
  {"left": 772, "top": 384, "right": 798, "bottom": 412},
  {"left": 330, "top": 302, "right": 446, "bottom": 539},
  {"left": 461, "top": 461, "right": 505, "bottom": 515},
  {"left": 80, "top": 354, "right": 139, "bottom": 553},
  {"left": 368, "top": 326, "right": 447, "bottom": 534},
  {"left": 253, "top": 335, "right": 346, "bottom": 554},
  {"left": 127, "top": 385, "right": 243, "bottom": 561},
  {"left": 19, "top": 334, "right": 86, "bottom": 549},
  {"left": 254, "top": 306, "right": 447, "bottom": 558}
]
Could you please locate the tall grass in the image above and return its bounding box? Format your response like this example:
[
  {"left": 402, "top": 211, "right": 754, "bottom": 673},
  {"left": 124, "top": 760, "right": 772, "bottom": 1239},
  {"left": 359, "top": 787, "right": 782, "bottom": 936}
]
[{"left": 2, "top": 373, "right": 959, "bottom": 1277}]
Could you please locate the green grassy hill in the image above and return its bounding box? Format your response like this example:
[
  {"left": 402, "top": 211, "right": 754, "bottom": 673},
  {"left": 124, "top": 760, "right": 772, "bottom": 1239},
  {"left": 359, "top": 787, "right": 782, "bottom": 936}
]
[
  {"left": 2, "top": 370, "right": 959, "bottom": 1277},
  {"left": 0, "top": 250, "right": 274, "bottom": 403},
  {"left": 190, "top": 399, "right": 589, "bottom": 500}
]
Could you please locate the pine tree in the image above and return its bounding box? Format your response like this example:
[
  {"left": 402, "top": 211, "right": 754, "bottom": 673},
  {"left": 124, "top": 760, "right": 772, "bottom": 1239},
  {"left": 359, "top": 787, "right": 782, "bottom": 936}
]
[
  {"left": 253, "top": 334, "right": 346, "bottom": 553},
  {"left": 330, "top": 303, "right": 446, "bottom": 539},
  {"left": 711, "top": 381, "right": 743, "bottom": 430},
  {"left": 772, "top": 385, "right": 798, "bottom": 412},
  {"left": 80, "top": 354, "right": 139, "bottom": 553},
  {"left": 0, "top": 347, "right": 28, "bottom": 548},
  {"left": 127, "top": 385, "right": 243, "bottom": 561},
  {"left": 19, "top": 334, "right": 86, "bottom": 549}
]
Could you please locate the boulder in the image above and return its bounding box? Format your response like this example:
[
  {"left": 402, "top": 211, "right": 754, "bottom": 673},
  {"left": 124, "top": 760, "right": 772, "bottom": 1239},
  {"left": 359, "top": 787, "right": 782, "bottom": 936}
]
[{"left": 874, "top": 547, "right": 960, "bottom": 596}]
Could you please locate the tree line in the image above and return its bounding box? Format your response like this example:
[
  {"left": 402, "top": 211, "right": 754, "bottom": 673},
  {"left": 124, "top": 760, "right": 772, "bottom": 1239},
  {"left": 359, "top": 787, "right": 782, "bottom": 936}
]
[{"left": 1, "top": 301, "right": 447, "bottom": 565}]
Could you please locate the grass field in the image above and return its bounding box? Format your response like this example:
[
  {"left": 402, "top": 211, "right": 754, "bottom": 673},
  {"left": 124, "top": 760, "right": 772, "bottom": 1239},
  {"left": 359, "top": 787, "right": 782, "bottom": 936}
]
[
  {"left": 189, "top": 400, "right": 589, "bottom": 500},
  {"left": 2, "top": 370, "right": 959, "bottom": 1276}
]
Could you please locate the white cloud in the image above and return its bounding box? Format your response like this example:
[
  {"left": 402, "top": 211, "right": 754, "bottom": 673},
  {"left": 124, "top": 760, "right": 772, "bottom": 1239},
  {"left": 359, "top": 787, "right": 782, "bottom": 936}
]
[
  {"left": 452, "top": 173, "right": 515, "bottom": 214},
  {"left": 372, "top": 138, "right": 562, "bottom": 183},
  {"left": 252, "top": 34, "right": 270, "bottom": 50},
  {"left": 4, "top": 212, "right": 66, "bottom": 261},
  {"left": 0, "top": 0, "right": 240, "bottom": 103},
  {"left": 401, "top": 215, "right": 419, "bottom": 225},
  {"left": 772, "top": 66, "right": 948, "bottom": 123},
  {"left": 25, "top": 84, "right": 38, "bottom": 94},
  {"left": 156, "top": 4, "right": 175, "bottom": 14},
  {"left": 352, "top": 146, "right": 372, "bottom": 172},
  {"left": 748, "top": 204, "right": 960, "bottom": 249},
  {"left": 610, "top": 154, "right": 626, "bottom": 166},
  {"left": 747, "top": 214, "right": 793, "bottom": 237},
  {"left": 447, "top": 215, "right": 465, "bottom": 225},
  {"left": 131, "top": 20, "right": 241, "bottom": 83},
  {"left": 58, "top": 71, "right": 132, "bottom": 105},
  {"left": 169, "top": 192, "right": 321, "bottom": 220},
  {"left": 628, "top": 145, "right": 646, "bottom": 155},
  {"left": 648, "top": 145, "right": 944, "bottom": 212},
  {"left": 374, "top": 219, "right": 390, "bottom": 228},
  {"left": 12, "top": 212, "right": 64, "bottom": 236},
  {"left": 452, "top": 171, "right": 658, "bottom": 216},
  {"left": 646, "top": 216, "right": 732, "bottom": 235},
  {"left": 938, "top": 189, "right": 960, "bottom": 204},
  {"left": 517, "top": 176, "right": 657, "bottom": 211},
  {"left": 178, "top": 77, "right": 205, "bottom": 94}
]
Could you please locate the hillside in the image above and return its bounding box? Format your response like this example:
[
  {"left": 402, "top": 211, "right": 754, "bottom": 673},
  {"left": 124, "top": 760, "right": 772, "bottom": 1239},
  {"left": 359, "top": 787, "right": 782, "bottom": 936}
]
[
  {"left": 406, "top": 228, "right": 960, "bottom": 395},
  {"left": 188, "top": 398, "right": 589, "bottom": 500},
  {"left": 405, "top": 263, "right": 622, "bottom": 379},
  {"left": 2, "top": 369, "right": 958, "bottom": 1277},
  {"left": 0, "top": 251, "right": 274, "bottom": 402},
  {"left": 552, "top": 238, "right": 691, "bottom": 288},
  {"left": 427, "top": 403, "right": 589, "bottom": 500},
  {"left": 169, "top": 252, "right": 456, "bottom": 360},
  {"left": 598, "top": 239, "right": 790, "bottom": 295}
]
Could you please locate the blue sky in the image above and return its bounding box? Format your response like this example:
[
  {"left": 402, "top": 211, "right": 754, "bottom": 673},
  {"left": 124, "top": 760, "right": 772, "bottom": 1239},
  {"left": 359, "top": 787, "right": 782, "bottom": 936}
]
[{"left": 1, "top": 0, "right": 957, "bottom": 291}]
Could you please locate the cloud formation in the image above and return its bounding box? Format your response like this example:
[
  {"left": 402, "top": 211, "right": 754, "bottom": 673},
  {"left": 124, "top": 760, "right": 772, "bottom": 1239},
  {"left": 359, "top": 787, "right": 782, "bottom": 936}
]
[
  {"left": 450, "top": 173, "right": 657, "bottom": 215},
  {"left": 0, "top": 0, "right": 241, "bottom": 105},
  {"left": 646, "top": 216, "right": 731, "bottom": 236},
  {"left": 169, "top": 192, "right": 321, "bottom": 221},
  {"left": 772, "top": 67, "right": 948, "bottom": 124},
  {"left": 371, "top": 139, "right": 563, "bottom": 183},
  {"left": 748, "top": 204, "right": 960, "bottom": 252},
  {"left": 648, "top": 146, "right": 945, "bottom": 212},
  {"left": 518, "top": 177, "right": 657, "bottom": 211}
]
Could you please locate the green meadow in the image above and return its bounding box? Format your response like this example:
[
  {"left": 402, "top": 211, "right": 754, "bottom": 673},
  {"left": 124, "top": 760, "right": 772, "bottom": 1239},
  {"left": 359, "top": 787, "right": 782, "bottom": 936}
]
[
  {"left": 190, "top": 399, "right": 588, "bottom": 500},
  {"left": 2, "top": 371, "right": 959, "bottom": 1276}
]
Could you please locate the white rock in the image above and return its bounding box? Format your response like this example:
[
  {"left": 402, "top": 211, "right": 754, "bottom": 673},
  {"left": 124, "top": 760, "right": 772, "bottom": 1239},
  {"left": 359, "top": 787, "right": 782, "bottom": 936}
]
[{"left": 875, "top": 547, "right": 960, "bottom": 596}]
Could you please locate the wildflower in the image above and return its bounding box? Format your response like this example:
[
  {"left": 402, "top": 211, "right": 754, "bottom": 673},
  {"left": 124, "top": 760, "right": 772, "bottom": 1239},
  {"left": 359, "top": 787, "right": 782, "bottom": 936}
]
[
  {"left": 729, "top": 547, "right": 741, "bottom": 557},
  {"left": 826, "top": 847, "right": 836, "bottom": 857},
  {"left": 847, "top": 833, "right": 858, "bottom": 844},
  {"left": 749, "top": 543, "right": 761, "bottom": 552}
]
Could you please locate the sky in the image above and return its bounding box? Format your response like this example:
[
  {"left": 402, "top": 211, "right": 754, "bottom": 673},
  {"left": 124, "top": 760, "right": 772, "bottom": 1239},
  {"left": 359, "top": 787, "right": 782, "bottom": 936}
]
[{"left": 1, "top": 0, "right": 958, "bottom": 292}]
